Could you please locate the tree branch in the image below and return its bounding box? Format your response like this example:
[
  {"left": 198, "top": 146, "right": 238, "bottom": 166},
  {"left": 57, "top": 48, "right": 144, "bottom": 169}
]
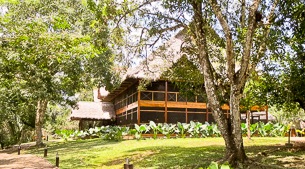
[
  {"left": 238, "top": 0, "right": 261, "bottom": 86},
  {"left": 208, "top": 0, "right": 235, "bottom": 82},
  {"left": 115, "top": 0, "right": 161, "bottom": 29},
  {"left": 249, "top": 0, "right": 279, "bottom": 73},
  {"left": 143, "top": 12, "right": 188, "bottom": 28}
]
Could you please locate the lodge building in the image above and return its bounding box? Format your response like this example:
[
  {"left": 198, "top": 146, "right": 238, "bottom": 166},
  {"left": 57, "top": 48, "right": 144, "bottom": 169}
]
[{"left": 71, "top": 32, "right": 270, "bottom": 128}]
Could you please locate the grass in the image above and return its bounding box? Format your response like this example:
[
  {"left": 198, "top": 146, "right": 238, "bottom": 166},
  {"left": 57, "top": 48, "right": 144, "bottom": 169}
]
[{"left": 26, "top": 137, "right": 305, "bottom": 169}]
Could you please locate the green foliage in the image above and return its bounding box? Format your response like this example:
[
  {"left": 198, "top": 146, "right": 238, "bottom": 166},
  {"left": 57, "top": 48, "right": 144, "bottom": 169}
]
[
  {"left": 77, "top": 88, "right": 94, "bottom": 102},
  {"left": 101, "top": 126, "right": 129, "bottom": 141},
  {"left": 149, "top": 121, "right": 161, "bottom": 139},
  {"left": 200, "top": 122, "right": 222, "bottom": 137},
  {"left": 0, "top": 0, "right": 119, "bottom": 146},
  {"left": 176, "top": 122, "right": 190, "bottom": 138},
  {"left": 241, "top": 73, "right": 268, "bottom": 112},
  {"left": 159, "top": 123, "right": 176, "bottom": 139},
  {"left": 134, "top": 124, "right": 150, "bottom": 140},
  {"left": 4, "top": 120, "right": 289, "bottom": 146},
  {"left": 269, "top": 104, "right": 305, "bottom": 125},
  {"left": 70, "top": 126, "right": 130, "bottom": 141},
  {"left": 205, "top": 161, "right": 231, "bottom": 169},
  {"left": 187, "top": 121, "right": 204, "bottom": 138},
  {"left": 44, "top": 104, "right": 78, "bottom": 134},
  {"left": 259, "top": 1, "right": 305, "bottom": 110},
  {"left": 55, "top": 129, "right": 75, "bottom": 142},
  {"left": 163, "top": 56, "right": 207, "bottom": 100}
]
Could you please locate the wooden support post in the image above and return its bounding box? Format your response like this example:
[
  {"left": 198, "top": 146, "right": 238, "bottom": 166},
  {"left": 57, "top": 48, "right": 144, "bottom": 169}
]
[
  {"left": 186, "top": 108, "right": 188, "bottom": 123},
  {"left": 124, "top": 158, "right": 133, "bottom": 169},
  {"left": 206, "top": 107, "right": 209, "bottom": 122},
  {"left": 266, "top": 105, "right": 268, "bottom": 122},
  {"left": 44, "top": 146, "right": 48, "bottom": 157},
  {"left": 165, "top": 81, "right": 168, "bottom": 123},
  {"left": 137, "top": 91, "right": 141, "bottom": 125},
  {"left": 126, "top": 95, "right": 128, "bottom": 120},
  {"left": 79, "top": 120, "right": 83, "bottom": 131},
  {"left": 56, "top": 152, "right": 59, "bottom": 167},
  {"left": 18, "top": 145, "right": 21, "bottom": 155}
]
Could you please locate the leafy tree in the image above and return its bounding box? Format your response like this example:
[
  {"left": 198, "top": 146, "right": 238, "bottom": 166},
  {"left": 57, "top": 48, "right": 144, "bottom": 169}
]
[
  {"left": 0, "top": 0, "right": 116, "bottom": 146},
  {"left": 89, "top": 0, "right": 283, "bottom": 165},
  {"left": 44, "top": 104, "right": 78, "bottom": 134},
  {"left": 256, "top": 0, "right": 305, "bottom": 110}
]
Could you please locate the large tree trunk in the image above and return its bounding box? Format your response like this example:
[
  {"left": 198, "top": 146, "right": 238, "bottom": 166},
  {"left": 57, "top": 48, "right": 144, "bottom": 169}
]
[
  {"left": 190, "top": 1, "right": 247, "bottom": 165},
  {"left": 35, "top": 99, "right": 48, "bottom": 147},
  {"left": 189, "top": 0, "right": 278, "bottom": 165},
  {"left": 228, "top": 89, "right": 247, "bottom": 163}
]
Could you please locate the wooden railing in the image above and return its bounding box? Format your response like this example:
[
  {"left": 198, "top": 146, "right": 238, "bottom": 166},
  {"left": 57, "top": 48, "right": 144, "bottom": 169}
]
[
  {"left": 140, "top": 90, "right": 205, "bottom": 103},
  {"left": 114, "top": 91, "right": 138, "bottom": 110}
]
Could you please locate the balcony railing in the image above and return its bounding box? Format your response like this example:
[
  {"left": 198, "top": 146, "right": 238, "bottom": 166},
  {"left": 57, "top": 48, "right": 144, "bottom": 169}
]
[{"left": 140, "top": 90, "right": 205, "bottom": 103}]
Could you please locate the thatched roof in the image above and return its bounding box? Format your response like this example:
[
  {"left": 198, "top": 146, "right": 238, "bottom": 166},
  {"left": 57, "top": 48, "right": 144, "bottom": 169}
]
[
  {"left": 70, "top": 101, "right": 115, "bottom": 120},
  {"left": 125, "top": 32, "right": 185, "bottom": 80},
  {"left": 103, "top": 32, "right": 185, "bottom": 102}
]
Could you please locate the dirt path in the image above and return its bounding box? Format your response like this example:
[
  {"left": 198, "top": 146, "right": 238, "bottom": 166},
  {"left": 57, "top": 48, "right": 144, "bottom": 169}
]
[
  {"left": 0, "top": 143, "right": 57, "bottom": 169},
  {"left": 0, "top": 153, "right": 57, "bottom": 169}
]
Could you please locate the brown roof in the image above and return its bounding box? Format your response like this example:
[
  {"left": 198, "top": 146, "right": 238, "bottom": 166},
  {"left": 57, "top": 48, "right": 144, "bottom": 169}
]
[
  {"left": 103, "top": 32, "right": 185, "bottom": 102},
  {"left": 70, "top": 101, "right": 115, "bottom": 120},
  {"left": 125, "top": 32, "right": 185, "bottom": 80}
]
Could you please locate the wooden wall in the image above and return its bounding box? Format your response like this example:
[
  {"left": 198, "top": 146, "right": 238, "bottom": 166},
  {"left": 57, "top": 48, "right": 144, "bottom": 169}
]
[{"left": 114, "top": 80, "right": 230, "bottom": 125}]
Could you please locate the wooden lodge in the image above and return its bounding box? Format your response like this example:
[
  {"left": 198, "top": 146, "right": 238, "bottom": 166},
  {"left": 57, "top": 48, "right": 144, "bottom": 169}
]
[
  {"left": 102, "top": 79, "right": 230, "bottom": 125},
  {"left": 100, "top": 32, "right": 233, "bottom": 126},
  {"left": 73, "top": 31, "right": 271, "bottom": 127}
]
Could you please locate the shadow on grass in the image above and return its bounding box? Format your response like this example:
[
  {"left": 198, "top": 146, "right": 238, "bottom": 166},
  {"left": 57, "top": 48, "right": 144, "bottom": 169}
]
[
  {"left": 102, "top": 144, "right": 305, "bottom": 169},
  {"left": 24, "top": 138, "right": 305, "bottom": 169},
  {"left": 27, "top": 138, "right": 120, "bottom": 169},
  {"left": 245, "top": 144, "right": 305, "bottom": 169},
  {"left": 29, "top": 138, "right": 119, "bottom": 152},
  {"left": 102, "top": 145, "right": 225, "bottom": 169}
]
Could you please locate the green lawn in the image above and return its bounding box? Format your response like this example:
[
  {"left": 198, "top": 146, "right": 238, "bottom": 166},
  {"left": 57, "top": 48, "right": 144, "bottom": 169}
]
[{"left": 26, "top": 137, "right": 305, "bottom": 169}]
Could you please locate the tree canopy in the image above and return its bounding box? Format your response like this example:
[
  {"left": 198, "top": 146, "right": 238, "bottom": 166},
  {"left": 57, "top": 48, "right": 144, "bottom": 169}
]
[{"left": 0, "top": 0, "right": 117, "bottom": 146}]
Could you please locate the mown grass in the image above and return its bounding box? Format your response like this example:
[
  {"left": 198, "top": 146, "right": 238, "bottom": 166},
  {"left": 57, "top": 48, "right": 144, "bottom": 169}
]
[{"left": 26, "top": 137, "right": 305, "bottom": 169}]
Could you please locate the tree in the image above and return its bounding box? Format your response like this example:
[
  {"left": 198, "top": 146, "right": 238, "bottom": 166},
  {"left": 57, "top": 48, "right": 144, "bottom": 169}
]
[
  {"left": 0, "top": 0, "right": 116, "bottom": 146},
  {"left": 90, "top": 0, "right": 281, "bottom": 165},
  {"left": 259, "top": 0, "right": 305, "bottom": 110}
]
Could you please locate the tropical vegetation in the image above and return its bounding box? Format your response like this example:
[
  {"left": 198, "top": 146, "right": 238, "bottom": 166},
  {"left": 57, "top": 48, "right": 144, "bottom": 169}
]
[{"left": 54, "top": 121, "right": 289, "bottom": 142}]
